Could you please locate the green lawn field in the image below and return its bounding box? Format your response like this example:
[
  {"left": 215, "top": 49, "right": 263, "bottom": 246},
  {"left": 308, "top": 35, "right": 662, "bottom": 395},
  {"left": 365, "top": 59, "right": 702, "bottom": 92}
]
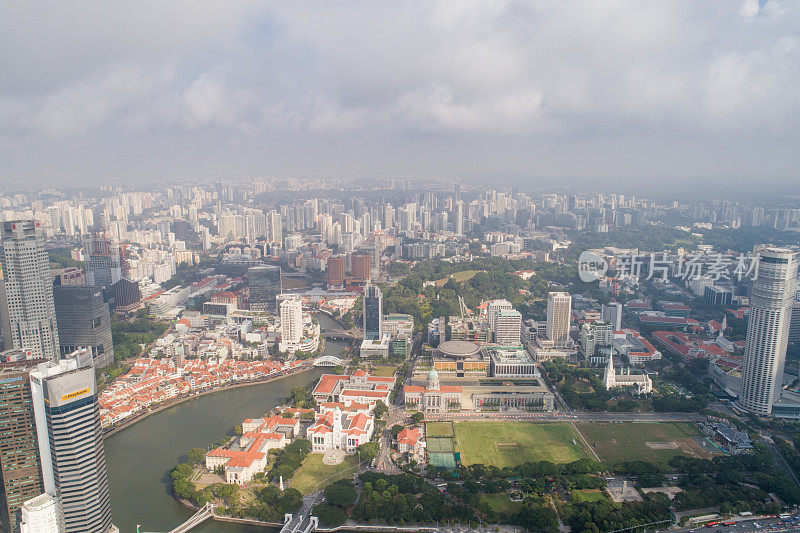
[
  {"left": 570, "top": 489, "right": 607, "bottom": 503},
  {"left": 425, "top": 421, "right": 455, "bottom": 437},
  {"left": 370, "top": 365, "right": 397, "bottom": 377},
  {"left": 479, "top": 493, "right": 523, "bottom": 514},
  {"left": 291, "top": 454, "right": 358, "bottom": 494},
  {"left": 454, "top": 421, "right": 586, "bottom": 467},
  {"left": 575, "top": 422, "right": 714, "bottom": 466}
]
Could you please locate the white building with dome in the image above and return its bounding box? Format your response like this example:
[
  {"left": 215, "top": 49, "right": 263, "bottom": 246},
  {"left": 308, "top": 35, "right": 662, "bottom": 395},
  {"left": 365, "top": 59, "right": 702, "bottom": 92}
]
[{"left": 403, "top": 369, "right": 461, "bottom": 413}]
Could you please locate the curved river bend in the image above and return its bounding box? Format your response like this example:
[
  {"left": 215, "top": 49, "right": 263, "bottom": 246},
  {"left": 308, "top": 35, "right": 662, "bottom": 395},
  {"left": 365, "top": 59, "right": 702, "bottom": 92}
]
[{"left": 106, "top": 315, "right": 345, "bottom": 533}]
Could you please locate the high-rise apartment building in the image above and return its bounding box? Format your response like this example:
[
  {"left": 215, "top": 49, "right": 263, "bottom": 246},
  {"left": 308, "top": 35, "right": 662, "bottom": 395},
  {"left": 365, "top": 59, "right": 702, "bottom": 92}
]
[
  {"left": 363, "top": 284, "right": 383, "bottom": 340},
  {"left": 53, "top": 286, "right": 114, "bottom": 368},
  {"left": 30, "top": 351, "right": 115, "bottom": 533},
  {"left": 739, "top": 248, "right": 799, "bottom": 415},
  {"left": 0, "top": 221, "right": 59, "bottom": 361},
  {"left": 494, "top": 309, "right": 522, "bottom": 346},
  {"left": 350, "top": 253, "right": 371, "bottom": 282},
  {"left": 546, "top": 292, "right": 572, "bottom": 348},
  {"left": 248, "top": 265, "right": 281, "bottom": 312},
  {"left": 82, "top": 235, "right": 122, "bottom": 288},
  {"left": 326, "top": 256, "right": 346, "bottom": 289},
  {"left": 0, "top": 360, "right": 45, "bottom": 533},
  {"left": 601, "top": 302, "right": 623, "bottom": 331},
  {"left": 280, "top": 299, "right": 303, "bottom": 345}
]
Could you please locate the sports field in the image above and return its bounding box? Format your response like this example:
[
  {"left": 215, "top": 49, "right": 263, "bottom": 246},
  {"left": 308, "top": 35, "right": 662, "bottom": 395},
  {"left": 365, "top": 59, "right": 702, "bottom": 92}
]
[
  {"left": 575, "top": 422, "right": 715, "bottom": 466},
  {"left": 479, "top": 493, "right": 523, "bottom": 514},
  {"left": 453, "top": 421, "right": 586, "bottom": 467},
  {"left": 425, "top": 421, "right": 455, "bottom": 437}
]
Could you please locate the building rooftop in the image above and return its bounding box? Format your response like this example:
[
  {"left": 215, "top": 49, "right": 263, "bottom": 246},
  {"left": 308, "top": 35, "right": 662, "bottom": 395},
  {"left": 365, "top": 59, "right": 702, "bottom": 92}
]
[{"left": 438, "top": 340, "right": 481, "bottom": 358}]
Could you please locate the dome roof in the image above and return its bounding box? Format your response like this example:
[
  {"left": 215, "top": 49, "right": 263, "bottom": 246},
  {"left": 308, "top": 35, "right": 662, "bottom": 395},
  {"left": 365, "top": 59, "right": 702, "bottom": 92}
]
[
  {"left": 427, "top": 368, "right": 439, "bottom": 381},
  {"left": 437, "top": 340, "right": 481, "bottom": 358}
]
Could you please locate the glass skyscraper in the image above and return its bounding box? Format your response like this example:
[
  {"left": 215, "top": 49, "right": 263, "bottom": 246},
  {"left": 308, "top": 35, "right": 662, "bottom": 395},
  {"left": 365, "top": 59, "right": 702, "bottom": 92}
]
[
  {"left": 363, "top": 284, "right": 383, "bottom": 340},
  {"left": 248, "top": 265, "right": 282, "bottom": 312}
]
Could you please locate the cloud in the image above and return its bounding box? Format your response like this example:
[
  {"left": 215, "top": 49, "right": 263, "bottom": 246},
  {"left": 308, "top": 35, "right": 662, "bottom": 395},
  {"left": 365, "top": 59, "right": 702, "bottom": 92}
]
[{"left": 0, "top": 0, "right": 798, "bottom": 181}]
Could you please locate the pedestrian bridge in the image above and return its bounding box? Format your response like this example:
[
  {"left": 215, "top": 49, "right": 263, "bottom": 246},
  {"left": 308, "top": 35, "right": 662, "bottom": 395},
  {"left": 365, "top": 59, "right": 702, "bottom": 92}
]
[
  {"left": 279, "top": 513, "right": 318, "bottom": 533},
  {"left": 322, "top": 329, "right": 362, "bottom": 341},
  {"left": 313, "top": 355, "right": 344, "bottom": 367},
  {"left": 167, "top": 503, "right": 213, "bottom": 533}
]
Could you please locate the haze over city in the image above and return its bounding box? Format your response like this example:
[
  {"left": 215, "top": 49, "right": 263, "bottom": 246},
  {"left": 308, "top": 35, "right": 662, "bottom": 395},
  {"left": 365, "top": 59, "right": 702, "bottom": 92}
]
[{"left": 1, "top": 0, "right": 800, "bottom": 188}]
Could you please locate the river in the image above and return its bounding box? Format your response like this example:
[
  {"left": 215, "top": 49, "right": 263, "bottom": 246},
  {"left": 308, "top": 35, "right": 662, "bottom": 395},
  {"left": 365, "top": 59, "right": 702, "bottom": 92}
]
[{"left": 106, "top": 314, "right": 347, "bottom": 533}]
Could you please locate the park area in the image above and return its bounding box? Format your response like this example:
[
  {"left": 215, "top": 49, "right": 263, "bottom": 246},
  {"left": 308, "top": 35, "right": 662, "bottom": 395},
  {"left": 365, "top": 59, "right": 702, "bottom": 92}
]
[
  {"left": 453, "top": 421, "right": 587, "bottom": 467},
  {"left": 290, "top": 454, "right": 358, "bottom": 495},
  {"left": 575, "top": 422, "right": 717, "bottom": 467}
]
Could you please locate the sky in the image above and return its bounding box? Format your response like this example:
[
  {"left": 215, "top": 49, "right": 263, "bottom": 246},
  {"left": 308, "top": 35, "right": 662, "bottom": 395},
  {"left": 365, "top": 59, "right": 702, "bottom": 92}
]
[{"left": 1, "top": 0, "right": 799, "bottom": 189}]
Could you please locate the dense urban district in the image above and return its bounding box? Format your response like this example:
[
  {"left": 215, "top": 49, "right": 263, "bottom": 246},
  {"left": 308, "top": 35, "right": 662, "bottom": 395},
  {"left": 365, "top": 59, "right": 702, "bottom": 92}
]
[{"left": 3, "top": 178, "right": 800, "bottom": 533}]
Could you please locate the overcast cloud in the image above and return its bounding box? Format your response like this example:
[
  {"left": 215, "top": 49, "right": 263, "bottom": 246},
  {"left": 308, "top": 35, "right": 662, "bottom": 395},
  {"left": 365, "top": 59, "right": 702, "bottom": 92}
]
[{"left": 1, "top": 0, "right": 798, "bottom": 186}]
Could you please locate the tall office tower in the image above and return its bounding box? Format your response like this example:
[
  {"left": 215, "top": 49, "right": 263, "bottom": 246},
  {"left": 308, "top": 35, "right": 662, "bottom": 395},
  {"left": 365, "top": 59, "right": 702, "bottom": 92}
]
[
  {"left": 0, "top": 360, "right": 45, "bottom": 533},
  {"left": 248, "top": 265, "right": 282, "bottom": 313},
  {"left": 454, "top": 201, "right": 463, "bottom": 235},
  {"left": 350, "top": 253, "right": 371, "bottom": 282},
  {"left": 280, "top": 299, "right": 303, "bottom": 345},
  {"left": 20, "top": 493, "right": 64, "bottom": 533},
  {"left": 363, "top": 284, "right": 383, "bottom": 340},
  {"left": 0, "top": 221, "right": 60, "bottom": 361},
  {"left": 267, "top": 211, "right": 283, "bottom": 244},
  {"left": 82, "top": 234, "right": 122, "bottom": 288},
  {"left": 739, "top": 248, "right": 799, "bottom": 415},
  {"left": 546, "top": 291, "right": 572, "bottom": 348},
  {"left": 486, "top": 299, "right": 513, "bottom": 333},
  {"left": 53, "top": 286, "right": 114, "bottom": 368},
  {"left": 601, "top": 301, "right": 623, "bottom": 331},
  {"left": 494, "top": 309, "right": 522, "bottom": 346},
  {"left": 30, "top": 351, "right": 115, "bottom": 533},
  {"left": 326, "top": 256, "right": 346, "bottom": 289}
]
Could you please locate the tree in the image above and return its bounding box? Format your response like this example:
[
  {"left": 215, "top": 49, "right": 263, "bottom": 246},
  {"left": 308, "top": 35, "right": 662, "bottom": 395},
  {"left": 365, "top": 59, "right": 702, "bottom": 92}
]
[
  {"left": 187, "top": 447, "right": 205, "bottom": 465},
  {"left": 410, "top": 411, "right": 424, "bottom": 424},
  {"left": 373, "top": 400, "right": 388, "bottom": 419},
  {"left": 324, "top": 480, "right": 357, "bottom": 507},
  {"left": 313, "top": 504, "right": 347, "bottom": 527},
  {"left": 391, "top": 424, "right": 404, "bottom": 437},
  {"left": 357, "top": 441, "right": 379, "bottom": 464}
]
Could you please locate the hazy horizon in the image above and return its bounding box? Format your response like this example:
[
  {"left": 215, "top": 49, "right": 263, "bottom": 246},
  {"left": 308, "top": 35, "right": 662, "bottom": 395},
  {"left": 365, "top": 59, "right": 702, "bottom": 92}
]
[{"left": 2, "top": 1, "right": 799, "bottom": 187}]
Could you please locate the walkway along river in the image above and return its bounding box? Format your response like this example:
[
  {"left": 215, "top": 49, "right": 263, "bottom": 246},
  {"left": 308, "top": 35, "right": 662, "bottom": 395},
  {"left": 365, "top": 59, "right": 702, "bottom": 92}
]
[{"left": 106, "top": 314, "right": 348, "bottom": 533}]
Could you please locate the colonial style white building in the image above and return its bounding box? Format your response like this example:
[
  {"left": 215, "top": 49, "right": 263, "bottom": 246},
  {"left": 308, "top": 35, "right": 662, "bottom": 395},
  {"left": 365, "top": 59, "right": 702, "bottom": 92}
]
[
  {"left": 403, "top": 369, "right": 461, "bottom": 413},
  {"left": 205, "top": 414, "right": 299, "bottom": 485},
  {"left": 306, "top": 403, "right": 374, "bottom": 453},
  {"left": 312, "top": 369, "right": 395, "bottom": 409}
]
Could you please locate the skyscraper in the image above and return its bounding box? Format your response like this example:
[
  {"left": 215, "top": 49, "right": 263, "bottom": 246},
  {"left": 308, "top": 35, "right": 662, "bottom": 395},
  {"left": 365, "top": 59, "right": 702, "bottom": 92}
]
[
  {"left": 20, "top": 493, "right": 64, "bottom": 533},
  {"left": 326, "top": 256, "right": 346, "bottom": 289},
  {"left": 280, "top": 298, "right": 303, "bottom": 346},
  {"left": 739, "top": 248, "right": 799, "bottom": 415},
  {"left": 0, "top": 360, "right": 45, "bottom": 533},
  {"left": 248, "top": 265, "right": 282, "bottom": 312},
  {"left": 0, "top": 221, "right": 59, "bottom": 361},
  {"left": 350, "top": 253, "right": 371, "bottom": 282},
  {"left": 30, "top": 351, "right": 115, "bottom": 533},
  {"left": 546, "top": 291, "right": 572, "bottom": 348},
  {"left": 363, "top": 284, "right": 383, "bottom": 340},
  {"left": 601, "top": 301, "right": 623, "bottom": 331},
  {"left": 486, "top": 299, "right": 513, "bottom": 333},
  {"left": 82, "top": 234, "right": 122, "bottom": 288},
  {"left": 53, "top": 286, "right": 114, "bottom": 368}
]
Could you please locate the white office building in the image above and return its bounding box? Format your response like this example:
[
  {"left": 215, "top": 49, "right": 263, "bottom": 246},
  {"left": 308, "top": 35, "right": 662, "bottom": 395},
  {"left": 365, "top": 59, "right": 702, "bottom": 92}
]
[
  {"left": 20, "top": 494, "right": 64, "bottom": 533},
  {"left": 738, "top": 248, "right": 799, "bottom": 415},
  {"left": 30, "top": 350, "right": 115, "bottom": 533},
  {"left": 546, "top": 292, "right": 572, "bottom": 348},
  {"left": 486, "top": 299, "right": 513, "bottom": 333},
  {"left": 494, "top": 309, "right": 522, "bottom": 346}
]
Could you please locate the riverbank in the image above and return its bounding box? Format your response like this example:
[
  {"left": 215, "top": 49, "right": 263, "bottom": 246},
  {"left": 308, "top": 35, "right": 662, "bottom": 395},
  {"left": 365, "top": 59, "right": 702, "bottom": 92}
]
[{"left": 102, "top": 363, "right": 315, "bottom": 438}]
